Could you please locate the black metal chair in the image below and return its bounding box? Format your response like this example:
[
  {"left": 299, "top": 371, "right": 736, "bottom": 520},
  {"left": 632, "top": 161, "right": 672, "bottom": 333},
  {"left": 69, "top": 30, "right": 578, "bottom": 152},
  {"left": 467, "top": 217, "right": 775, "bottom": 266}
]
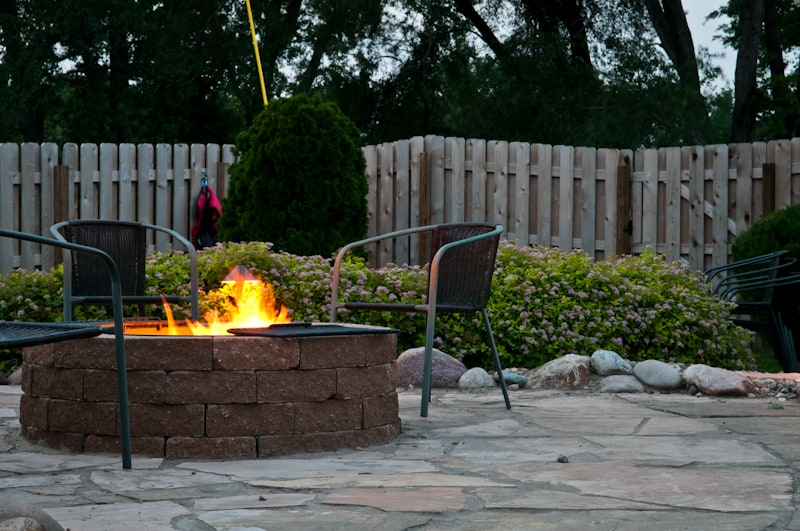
[
  {"left": 705, "top": 251, "right": 800, "bottom": 372},
  {"left": 51, "top": 220, "right": 199, "bottom": 322},
  {"left": 330, "top": 222, "right": 512, "bottom": 417},
  {"left": 0, "top": 229, "right": 132, "bottom": 469}
]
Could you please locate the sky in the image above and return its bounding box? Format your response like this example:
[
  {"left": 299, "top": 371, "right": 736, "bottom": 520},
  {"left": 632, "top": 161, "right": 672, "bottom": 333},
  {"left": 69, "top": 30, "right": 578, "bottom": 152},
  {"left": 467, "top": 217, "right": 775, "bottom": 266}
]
[{"left": 684, "top": 0, "right": 735, "bottom": 89}]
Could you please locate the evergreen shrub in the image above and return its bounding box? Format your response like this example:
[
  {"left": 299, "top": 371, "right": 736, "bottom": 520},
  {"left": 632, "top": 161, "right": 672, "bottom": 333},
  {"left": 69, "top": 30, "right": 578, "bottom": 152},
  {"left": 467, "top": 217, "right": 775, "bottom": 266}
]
[
  {"left": 218, "top": 93, "right": 368, "bottom": 258},
  {"left": 731, "top": 204, "right": 800, "bottom": 266}
]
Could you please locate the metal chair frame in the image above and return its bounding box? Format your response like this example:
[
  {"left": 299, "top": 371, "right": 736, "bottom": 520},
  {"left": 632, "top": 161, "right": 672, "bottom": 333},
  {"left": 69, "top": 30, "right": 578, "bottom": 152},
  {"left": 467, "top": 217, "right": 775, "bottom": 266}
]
[
  {"left": 51, "top": 220, "right": 199, "bottom": 322},
  {"left": 330, "top": 222, "right": 512, "bottom": 417},
  {"left": 705, "top": 251, "right": 800, "bottom": 373},
  {"left": 0, "top": 229, "right": 132, "bottom": 469}
]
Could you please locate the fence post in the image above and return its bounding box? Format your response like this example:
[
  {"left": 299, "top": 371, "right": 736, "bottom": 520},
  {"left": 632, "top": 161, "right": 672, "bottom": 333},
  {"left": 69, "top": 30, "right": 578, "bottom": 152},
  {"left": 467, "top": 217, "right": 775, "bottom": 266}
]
[
  {"left": 215, "top": 162, "right": 229, "bottom": 199},
  {"left": 53, "top": 165, "right": 70, "bottom": 266},
  {"left": 418, "top": 152, "right": 431, "bottom": 264},
  {"left": 615, "top": 164, "right": 632, "bottom": 255},
  {"left": 762, "top": 162, "right": 775, "bottom": 217}
]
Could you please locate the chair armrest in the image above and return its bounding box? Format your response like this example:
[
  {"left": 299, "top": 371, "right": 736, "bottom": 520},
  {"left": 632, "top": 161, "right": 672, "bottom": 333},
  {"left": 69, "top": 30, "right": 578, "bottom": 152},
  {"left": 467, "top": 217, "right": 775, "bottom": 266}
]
[
  {"left": 330, "top": 225, "right": 442, "bottom": 322},
  {"left": 140, "top": 223, "right": 199, "bottom": 321},
  {"left": 718, "top": 272, "right": 800, "bottom": 301},
  {"left": 704, "top": 250, "right": 791, "bottom": 283}
]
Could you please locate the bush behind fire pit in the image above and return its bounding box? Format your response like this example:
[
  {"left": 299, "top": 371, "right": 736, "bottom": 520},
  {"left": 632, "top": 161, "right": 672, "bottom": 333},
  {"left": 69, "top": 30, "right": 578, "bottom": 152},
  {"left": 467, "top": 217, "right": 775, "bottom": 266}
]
[{"left": 0, "top": 240, "right": 755, "bottom": 371}]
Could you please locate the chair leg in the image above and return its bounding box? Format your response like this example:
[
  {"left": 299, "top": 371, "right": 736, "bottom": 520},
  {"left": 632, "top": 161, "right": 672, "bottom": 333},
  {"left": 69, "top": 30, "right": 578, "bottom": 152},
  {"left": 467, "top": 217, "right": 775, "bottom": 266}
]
[
  {"left": 420, "top": 310, "right": 437, "bottom": 417},
  {"left": 774, "top": 311, "right": 799, "bottom": 373},
  {"left": 482, "top": 309, "right": 511, "bottom": 410}
]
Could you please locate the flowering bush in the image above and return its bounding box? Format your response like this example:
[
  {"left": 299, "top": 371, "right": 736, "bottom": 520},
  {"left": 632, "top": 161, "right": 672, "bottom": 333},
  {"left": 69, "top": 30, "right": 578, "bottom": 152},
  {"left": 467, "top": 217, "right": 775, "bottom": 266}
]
[{"left": 0, "top": 240, "right": 756, "bottom": 371}]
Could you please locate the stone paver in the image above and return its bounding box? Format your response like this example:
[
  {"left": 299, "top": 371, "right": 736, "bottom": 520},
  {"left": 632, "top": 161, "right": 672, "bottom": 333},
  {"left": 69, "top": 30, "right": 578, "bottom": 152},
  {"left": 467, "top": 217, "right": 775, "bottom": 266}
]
[{"left": 2, "top": 383, "right": 800, "bottom": 530}]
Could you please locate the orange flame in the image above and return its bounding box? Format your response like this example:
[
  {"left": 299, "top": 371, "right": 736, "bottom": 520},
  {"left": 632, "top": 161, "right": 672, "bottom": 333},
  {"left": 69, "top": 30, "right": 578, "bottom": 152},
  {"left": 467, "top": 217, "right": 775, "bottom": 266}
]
[{"left": 129, "top": 267, "right": 291, "bottom": 336}]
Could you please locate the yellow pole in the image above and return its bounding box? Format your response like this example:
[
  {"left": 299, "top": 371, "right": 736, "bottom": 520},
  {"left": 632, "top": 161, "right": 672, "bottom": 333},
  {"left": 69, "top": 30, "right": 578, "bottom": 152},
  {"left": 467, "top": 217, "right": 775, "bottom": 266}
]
[{"left": 246, "top": 0, "right": 268, "bottom": 107}]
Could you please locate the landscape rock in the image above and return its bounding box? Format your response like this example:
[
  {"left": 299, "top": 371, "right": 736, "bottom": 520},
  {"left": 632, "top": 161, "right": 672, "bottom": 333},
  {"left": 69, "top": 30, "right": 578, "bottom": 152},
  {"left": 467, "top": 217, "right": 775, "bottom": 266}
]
[
  {"left": 633, "top": 359, "right": 684, "bottom": 390},
  {"left": 682, "top": 364, "right": 755, "bottom": 396},
  {"left": 459, "top": 367, "right": 496, "bottom": 389},
  {"left": 493, "top": 369, "right": 527, "bottom": 387},
  {"left": 0, "top": 502, "right": 64, "bottom": 531},
  {"left": 598, "top": 374, "right": 646, "bottom": 393},
  {"left": 526, "top": 354, "right": 591, "bottom": 389},
  {"left": 590, "top": 349, "right": 633, "bottom": 376},
  {"left": 396, "top": 347, "right": 467, "bottom": 388},
  {"left": 8, "top": 367, "right": 22, "bottom": 385}
]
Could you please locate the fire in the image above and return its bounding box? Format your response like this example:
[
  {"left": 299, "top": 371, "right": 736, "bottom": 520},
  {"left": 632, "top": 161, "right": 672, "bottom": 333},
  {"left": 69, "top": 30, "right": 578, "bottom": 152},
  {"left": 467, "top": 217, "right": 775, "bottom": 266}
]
[{"left": 129, "top": 266, "right": 291, "bottom": 336}]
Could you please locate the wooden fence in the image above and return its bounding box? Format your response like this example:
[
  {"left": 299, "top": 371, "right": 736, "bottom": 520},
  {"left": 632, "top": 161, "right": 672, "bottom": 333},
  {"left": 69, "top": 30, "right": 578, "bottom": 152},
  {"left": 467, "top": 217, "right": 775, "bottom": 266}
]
[
  {"left": 363, "top": 136, "right": 800, "bottom": 271},
  {"left": 0, "top": 142, "right": 234, "bottom": 273},
  {"left": 1, "top": 137, "right": 799, "bottom": 275}
]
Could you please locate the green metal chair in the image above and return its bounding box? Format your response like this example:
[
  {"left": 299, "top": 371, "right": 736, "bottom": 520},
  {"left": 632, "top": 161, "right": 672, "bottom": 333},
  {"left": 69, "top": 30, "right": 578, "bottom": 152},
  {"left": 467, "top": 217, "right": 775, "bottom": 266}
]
[
  {"left": 330, "top": 222, "right": 512, "bottom": 417},
  {"left": 705, "top": 251, "right": 800, "bottom": 373},
  {"left": 51, "top": 220, "right": 199, "bottom": 322},
  {"left": 0, "top": 229, "right": 132, "bottom": 469}
]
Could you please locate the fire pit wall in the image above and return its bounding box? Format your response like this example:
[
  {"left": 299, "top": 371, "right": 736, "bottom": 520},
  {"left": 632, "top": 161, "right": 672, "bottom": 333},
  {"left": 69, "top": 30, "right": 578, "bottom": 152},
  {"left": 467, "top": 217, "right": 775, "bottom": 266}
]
[{"left": 19, "top": 329, "right": 400, "bottom": 459}]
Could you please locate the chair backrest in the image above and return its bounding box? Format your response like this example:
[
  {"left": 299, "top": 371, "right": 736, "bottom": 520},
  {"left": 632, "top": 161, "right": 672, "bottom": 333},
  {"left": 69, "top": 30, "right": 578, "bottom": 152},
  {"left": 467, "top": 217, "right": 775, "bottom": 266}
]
[
  {"left": 430, "top": 223, "right": 501, "bottom": 311},
  {"left": 59, "top": 220, "right": 148, "bottom": 297}
]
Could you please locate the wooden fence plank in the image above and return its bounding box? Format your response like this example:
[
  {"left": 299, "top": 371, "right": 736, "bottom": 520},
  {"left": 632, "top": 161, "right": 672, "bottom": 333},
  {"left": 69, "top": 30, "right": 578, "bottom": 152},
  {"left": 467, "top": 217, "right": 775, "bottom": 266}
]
[
  {"left": 734, "top": 142, "right": 753, "bottom": 248},
  {"left": 99, "top": 143, "right": 117, "bottom": 220},
  {"left": 172, "top": 143, "right": 190, "bottom": 245},
  {"left": 446, "top": 137, "right": 466, "bottom": 223},
  {"left": 155, "top": 144, "right": 172, "bottom": 250},
  {"left": 536, "top": 143, "right": 553, "bottom": 247},
  {"left": 79, "top": 143, "right": 98, "bottom": 220},
  {"left": 187, "top": 143, "right": 207, "bottom": 241},
  {"left": 557, "top": 145, "right": 574, "bottom": 250},
  {"left": 426, "top": 135, "right": 445, "bottom": 225},
  {"left": 688, "top": 145, "right": 705, "bottom": 269},
  {"left": 752, "top": 141, "right": 768, "bottom": 221},
  {"left": 510, "top": 142, "right": 530, "bottom": 245},
  {"left": 664, "top": 147, "right": 681, "bottom": 261},
  {"left": 409, "top": 136, "right": 424, "bottom": 264},
  {"left": 20, "top": 143, "right": 39, "bottom": 268},
  {"left": 137, "top": 144, "right": 155, "bottom": 226},
  {"left": 394, "top": 139, "right": 410, "bottom": 264},
  {"left": 579, "top": 146, "right": 597, "bottom": 257},
  {"left": 378, "top": 142, "right": 394, "bottom": 266},
  {"left": 772, "top": 139, "right": 792, "bottom": 210},
  {"left": 39, "top": 143, "right": 59, "bottom": 266},
  {"left": 119, "top": 144, "right": 136, "bottom": 221},
  {"left": 468, "top": 138, "right": 486, "bottom": 224},
  {"left": 362, "top": 144, "right": 378, "bottom": 264},
  {"left": 711, "top": 144, "right": 729, "bottom": 269},
  {"left": 601, "top": 148, "right": 619, "bottom": 258},
  {"left": 641, "top": 148, "right": 659, "bottom": 252},
  {"left": 0, "top": 143, "right": 19, "bottom": 271},
  {"left": 491, "top": 140, "right": 509, "bottom": 236}
]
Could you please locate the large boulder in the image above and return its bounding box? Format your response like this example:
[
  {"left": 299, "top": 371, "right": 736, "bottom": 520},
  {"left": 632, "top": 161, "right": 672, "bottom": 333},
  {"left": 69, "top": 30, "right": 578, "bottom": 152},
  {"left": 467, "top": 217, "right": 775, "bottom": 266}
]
[
  {"left": 396, "top": 347, "right": 467, "bottom": 388},
  {"left": 682, "top": 364, "right": 755, "bottom": 396},
  {"left": 526, "top": 354, "right": 591, "bottom": 389}
]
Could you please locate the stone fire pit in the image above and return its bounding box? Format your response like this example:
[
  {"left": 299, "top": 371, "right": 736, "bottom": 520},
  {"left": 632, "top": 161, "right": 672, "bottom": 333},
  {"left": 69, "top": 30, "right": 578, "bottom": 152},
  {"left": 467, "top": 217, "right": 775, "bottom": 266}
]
[{"left": 19, "top": 324, "right": 400, "bottom": 459}]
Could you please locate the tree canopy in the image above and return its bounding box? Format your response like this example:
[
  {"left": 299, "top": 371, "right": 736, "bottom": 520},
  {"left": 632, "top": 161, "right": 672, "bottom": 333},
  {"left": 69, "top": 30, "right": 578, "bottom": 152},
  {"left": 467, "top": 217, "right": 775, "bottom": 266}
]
[{"left": 0, "top": 0, "right": 798, "bottom": 147}]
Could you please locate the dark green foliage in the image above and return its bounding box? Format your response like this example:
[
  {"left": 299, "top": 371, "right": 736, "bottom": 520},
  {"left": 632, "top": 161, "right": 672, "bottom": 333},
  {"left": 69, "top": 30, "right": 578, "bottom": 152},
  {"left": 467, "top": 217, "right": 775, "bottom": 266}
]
[
  {"left": 219, "top": 93, "right": 368, "bottom": 258},
  {"left": 731, "top": 204, "right": 800, "bottom": 266}
]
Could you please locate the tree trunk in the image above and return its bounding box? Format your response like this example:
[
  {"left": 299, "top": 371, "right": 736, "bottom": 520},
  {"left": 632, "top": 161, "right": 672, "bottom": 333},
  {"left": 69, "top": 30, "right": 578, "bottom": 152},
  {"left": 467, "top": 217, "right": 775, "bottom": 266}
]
[
  {"left": 644, "top": 0, "right": 711, "bottom": 144},
  {"left": 731, "top": 0, "right": 765, "bottom": 142}
]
